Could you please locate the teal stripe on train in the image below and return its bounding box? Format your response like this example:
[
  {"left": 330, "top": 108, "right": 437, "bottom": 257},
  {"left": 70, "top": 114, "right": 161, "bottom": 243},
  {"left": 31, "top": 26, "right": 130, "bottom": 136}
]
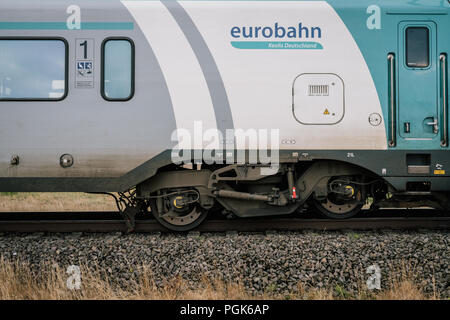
[{"left": 0, "top": 22, "right": 134, "bottom": 30}]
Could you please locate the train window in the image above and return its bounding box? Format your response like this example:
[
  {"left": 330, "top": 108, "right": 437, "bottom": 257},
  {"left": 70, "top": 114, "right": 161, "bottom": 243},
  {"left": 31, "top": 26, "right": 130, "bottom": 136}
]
[
  {"left": 405, "top": 27, "right": 429, "bottom": 68},
  {"left": 0, "top": 39, "right": 67, "bottom": 100},
  {"left": 101, "top": 38, "right": 134, "bottom": 101}
]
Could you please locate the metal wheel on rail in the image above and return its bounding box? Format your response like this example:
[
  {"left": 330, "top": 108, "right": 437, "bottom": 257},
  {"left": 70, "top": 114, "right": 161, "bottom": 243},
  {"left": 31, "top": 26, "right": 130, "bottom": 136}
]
[
  {"left": 310, "top": 177, "right": 366, "bottom": 219},
  {"left": 149, "top": 188, "right": 209, "bottom": 232}
]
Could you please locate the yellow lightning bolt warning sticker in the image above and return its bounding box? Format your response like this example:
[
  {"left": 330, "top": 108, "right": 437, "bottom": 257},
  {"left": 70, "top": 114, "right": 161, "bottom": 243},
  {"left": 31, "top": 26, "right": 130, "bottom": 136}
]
[{"left": 434, "top": 164, "right": 445, "bottom": 175}]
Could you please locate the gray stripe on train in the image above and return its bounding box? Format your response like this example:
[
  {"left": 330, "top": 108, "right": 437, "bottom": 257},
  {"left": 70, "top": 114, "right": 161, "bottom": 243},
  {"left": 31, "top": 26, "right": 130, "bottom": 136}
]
[
  {"left": 119, "top": 0, "right": 178, "bottom": 150},
  {"left": 163, "top": 0, "right": 235, "bottom": 135}
]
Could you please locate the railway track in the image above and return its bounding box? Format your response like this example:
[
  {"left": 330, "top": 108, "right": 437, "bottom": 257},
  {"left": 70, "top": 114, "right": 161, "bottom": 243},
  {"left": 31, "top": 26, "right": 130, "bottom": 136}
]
[{"left": 0, "top": 210, "right": 448, "bottom": 233}]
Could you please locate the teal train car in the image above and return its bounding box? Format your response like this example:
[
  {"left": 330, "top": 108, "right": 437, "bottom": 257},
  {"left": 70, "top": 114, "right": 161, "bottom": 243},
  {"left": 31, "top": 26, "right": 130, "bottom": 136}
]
[{"left": 0, "top": 0, "right": 448, "bottom": 230}]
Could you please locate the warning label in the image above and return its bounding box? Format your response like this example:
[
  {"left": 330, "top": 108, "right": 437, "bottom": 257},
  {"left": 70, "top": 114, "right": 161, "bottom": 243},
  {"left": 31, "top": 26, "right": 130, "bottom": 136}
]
[{"left": 323, "top": 108, "right": 330, "bottom": 115}]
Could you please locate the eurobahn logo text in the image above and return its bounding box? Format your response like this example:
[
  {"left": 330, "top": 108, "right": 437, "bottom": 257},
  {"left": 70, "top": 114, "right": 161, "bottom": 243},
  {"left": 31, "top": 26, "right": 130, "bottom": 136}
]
[{"left": 230, "top": 22, "right": 323, "bottom": 50}]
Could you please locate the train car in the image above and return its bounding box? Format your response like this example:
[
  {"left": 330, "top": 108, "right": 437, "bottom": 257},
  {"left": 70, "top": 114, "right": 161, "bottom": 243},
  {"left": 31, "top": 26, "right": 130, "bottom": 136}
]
[{"left": 0, "top": 0, "right": 449, "bottom": 231}]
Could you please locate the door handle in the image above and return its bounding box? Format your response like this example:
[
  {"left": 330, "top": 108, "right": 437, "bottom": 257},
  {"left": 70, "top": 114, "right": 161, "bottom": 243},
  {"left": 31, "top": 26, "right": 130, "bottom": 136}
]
[
  {"left": 441, "top": 54, "right": 448, "bottom": 147},
  {"left": 426, "top": 118, "right": 439, "bottom": 134},
  {"left": 387, "top": 53, "right": 396, "bottom": 147}
]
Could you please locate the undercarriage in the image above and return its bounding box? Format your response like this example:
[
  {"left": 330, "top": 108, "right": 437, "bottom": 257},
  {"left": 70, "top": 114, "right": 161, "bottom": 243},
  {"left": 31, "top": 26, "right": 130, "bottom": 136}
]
[{"left": 101, "top": 160, "right": 450, "bottom": 231}]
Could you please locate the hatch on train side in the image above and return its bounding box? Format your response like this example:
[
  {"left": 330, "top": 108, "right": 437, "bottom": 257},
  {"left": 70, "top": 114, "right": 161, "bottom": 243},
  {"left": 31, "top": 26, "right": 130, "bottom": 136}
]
[{"left": 292, "top": 73, "right": 345, "bottom": 125}]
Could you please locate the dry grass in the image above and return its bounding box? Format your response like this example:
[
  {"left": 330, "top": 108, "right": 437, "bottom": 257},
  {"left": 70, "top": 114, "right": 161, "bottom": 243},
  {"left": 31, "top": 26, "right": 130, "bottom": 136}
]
[
  {"left": 378, "top": 260, "right": 440, "bottom": 300},
  {"left": 0, "top": 258, "right": 439, "bottom": 300},
  {"left": 375, "top": 281, "right": 429, "bottom": 300},
  {"left": 0, "top": 259, "right": 266, "bottom": 300},
  {"left": 0, "top": 192, "right": 116, "bottom": 212}
]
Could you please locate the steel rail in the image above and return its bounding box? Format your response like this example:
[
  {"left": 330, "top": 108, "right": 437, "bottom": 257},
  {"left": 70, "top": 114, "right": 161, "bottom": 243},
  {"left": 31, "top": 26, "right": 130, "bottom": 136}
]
[{"left": 0, "top": 217, "right": 448, "bottom": 233}]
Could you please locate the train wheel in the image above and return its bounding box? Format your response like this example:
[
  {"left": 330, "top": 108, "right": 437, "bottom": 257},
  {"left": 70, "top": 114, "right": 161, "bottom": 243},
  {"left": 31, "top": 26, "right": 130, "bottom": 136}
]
[
  {"left": 150, "top": 189, "right": 209, "bottom": 231},
  {"left": 310, "top": 179, "right": 365, "bottom": 219}
]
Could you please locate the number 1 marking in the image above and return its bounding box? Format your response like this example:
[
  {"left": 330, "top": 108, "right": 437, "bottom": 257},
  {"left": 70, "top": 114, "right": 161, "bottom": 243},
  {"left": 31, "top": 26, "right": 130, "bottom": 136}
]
[{"left": 80, "top": 40, "right": 88, "bottom": 59}]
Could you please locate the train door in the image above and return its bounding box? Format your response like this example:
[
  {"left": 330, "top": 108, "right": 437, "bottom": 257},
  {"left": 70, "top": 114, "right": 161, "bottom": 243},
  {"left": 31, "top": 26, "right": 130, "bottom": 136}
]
[{"left": 397, "top": 21, "right": 439, "bottom": 146}]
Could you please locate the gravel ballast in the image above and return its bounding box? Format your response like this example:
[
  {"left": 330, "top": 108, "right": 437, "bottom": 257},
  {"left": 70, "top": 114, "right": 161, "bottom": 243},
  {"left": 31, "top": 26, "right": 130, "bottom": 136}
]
[{"left": 0, "top": 230, "right": 448, "bottom": 297}]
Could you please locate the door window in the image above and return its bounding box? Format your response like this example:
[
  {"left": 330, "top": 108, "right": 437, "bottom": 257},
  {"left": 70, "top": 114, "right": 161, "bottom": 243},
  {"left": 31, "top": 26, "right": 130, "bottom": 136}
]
[{"left": 405, "top": 27, "right": 429, "bottom": 68}]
